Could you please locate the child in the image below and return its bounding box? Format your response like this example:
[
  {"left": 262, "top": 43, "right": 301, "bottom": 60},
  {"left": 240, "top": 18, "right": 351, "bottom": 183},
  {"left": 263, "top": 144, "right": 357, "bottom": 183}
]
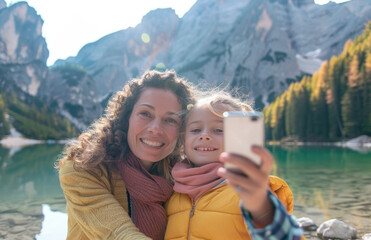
[{"left": 165, "top": 91, "right": 302, "bottom": 240}]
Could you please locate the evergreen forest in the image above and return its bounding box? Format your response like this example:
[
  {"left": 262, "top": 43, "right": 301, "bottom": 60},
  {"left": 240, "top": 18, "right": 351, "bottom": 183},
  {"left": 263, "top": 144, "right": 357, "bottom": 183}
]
[
  {"left": 0, "top": 93, "right": 78, "bottom": 140},
  {"left": 264, "top": 22, "right": 371, "bottom": 142}
]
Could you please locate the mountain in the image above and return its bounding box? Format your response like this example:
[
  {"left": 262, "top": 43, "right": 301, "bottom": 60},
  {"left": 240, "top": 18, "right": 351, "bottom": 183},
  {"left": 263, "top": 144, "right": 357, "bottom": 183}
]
[
  {"left": 0, "top": 1, "right": 48, "bottom": 96},
  {"left": 55, "top": 8, "right": 181, "bottom": 97},
  {"left": 0, "top": 2, "right": 78, "bottom": 139},
  {"left": 56, "top": 0, "right": 371, "bottom": 111},
  {"left": 1, "top": 0, "right": 371, "bottom": 136},
  {"left": 38, "top": 63, "right": 103, "bottom": 129},
  {"left": 263, "top": 22, "right": 371, "bottom": 141}
]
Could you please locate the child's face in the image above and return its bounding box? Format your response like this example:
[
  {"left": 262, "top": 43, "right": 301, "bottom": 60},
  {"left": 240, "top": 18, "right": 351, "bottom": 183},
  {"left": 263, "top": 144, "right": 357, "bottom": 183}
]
[{"left": 183, "top": 104, "right": 225, "bottom": 167}]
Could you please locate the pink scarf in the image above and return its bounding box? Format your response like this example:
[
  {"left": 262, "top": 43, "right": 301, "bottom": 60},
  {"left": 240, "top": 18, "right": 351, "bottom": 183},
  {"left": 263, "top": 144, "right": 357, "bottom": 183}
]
[
  {"left": 172, "top": 160, "right": 224, "bottom": 201},
  {"left": 118, "top": 151, "right": 173, "bottom": 240}
]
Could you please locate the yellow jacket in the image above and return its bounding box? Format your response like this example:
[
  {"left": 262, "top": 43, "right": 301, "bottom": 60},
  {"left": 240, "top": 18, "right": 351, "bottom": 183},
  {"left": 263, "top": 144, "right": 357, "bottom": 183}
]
[
  {"left": 59, "top": 160, "right": 151, "bottom": 240},
  {"left": 165, "top": 176, "right": 293, "bottom": 240}
]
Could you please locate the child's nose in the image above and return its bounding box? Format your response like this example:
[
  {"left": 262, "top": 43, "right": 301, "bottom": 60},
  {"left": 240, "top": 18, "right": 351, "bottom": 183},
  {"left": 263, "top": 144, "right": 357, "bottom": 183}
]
[{"left": 199, "top": 132, "right": 211, "bottom": 141}]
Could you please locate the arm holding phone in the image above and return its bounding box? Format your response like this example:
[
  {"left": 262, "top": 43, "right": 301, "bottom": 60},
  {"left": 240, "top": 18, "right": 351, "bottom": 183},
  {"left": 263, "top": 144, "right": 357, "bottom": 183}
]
[
  {"left": 218, "top": 148, "right": 304, "bottom": 239},
  {"left": 219, "top": 148, "right": 274, "bottom": 226},
  {"left": 222, "top": 112, "right": 274, "bottom": 225},
  {"left": 218, "top": 111, "right": 303, "bottom": 239}
]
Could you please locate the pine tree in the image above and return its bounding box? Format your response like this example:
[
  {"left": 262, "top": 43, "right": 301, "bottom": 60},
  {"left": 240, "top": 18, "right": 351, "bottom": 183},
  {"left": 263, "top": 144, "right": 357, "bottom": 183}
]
[
  {"left": 310, "top": 63, "right": 329, "bottom": 140},
  {"left": 263, "top": 107, "right": 273, "bottom": 141},
  {"left": 0, "top": 95, "right": 10, "bottom": 138},
  {"left": 285, "top": 85, "right": 295, "bottom": 138},
  {"left": 327, "top": 57, "right": 344, "bottom": 140},
  {"left": 362, "top": 52, "right": 371, "bottom": 134}
]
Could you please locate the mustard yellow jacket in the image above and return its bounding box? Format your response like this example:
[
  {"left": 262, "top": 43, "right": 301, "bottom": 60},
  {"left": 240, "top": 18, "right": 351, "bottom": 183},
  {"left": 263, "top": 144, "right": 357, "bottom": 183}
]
[
  {"left": 165, "top": 176, "right": 293, "bottom": 240},
  {"left": 59, "top": 160, "right": 151, "bottom": 240}
]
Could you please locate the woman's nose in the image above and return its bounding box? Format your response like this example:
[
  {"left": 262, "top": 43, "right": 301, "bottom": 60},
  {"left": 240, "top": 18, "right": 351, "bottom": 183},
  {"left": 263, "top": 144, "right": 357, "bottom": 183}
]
[{"left": 148, "top": 118, "right": 163, "bottom": 134}]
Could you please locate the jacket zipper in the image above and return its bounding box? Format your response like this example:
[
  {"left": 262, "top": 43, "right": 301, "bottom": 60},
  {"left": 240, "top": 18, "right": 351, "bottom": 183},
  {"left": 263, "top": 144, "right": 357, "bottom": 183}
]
[
  {"left": 186, "top": 182, "right": 227, "bottom": 240},
  {"left": 190, "top": 204, "right": 196, "bottom": 217},
  {"left": 187, "top": 200, "right": 197, "bottom": 240}
]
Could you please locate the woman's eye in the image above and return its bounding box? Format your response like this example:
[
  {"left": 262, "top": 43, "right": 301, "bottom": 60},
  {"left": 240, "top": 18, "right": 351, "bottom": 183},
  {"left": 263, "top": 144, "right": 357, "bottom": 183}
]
[
  {"left": 139, "top": 111, "right": 152, "bottom": 118},
  {"left": 166, "top": 118, "right": 178, "bottom": 125}
]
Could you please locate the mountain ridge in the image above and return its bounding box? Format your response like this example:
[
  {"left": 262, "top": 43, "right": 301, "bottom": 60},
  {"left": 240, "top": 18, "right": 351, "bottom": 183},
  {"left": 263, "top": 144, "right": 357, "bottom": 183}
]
[
  {"left": 56, "top": 0, "right": 371, "bottom": 111},
  {"left": 1, "top": 0, "right": 370, "bottom": 135}
]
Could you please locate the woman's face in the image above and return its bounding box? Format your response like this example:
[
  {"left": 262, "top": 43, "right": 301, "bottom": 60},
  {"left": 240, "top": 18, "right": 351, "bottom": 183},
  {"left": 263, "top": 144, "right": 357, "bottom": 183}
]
[{"left": 127, "top": 88, "right": 182, "bottom": 170}]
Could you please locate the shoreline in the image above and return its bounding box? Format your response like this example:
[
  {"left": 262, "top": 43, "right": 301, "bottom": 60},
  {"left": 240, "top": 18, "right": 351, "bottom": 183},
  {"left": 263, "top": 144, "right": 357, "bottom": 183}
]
[
  {"left": 267, "top": 135, "right": 371, "bottom": 152},
  {"left": 0, "top": 126, "right": 75, "bottom": 149},
  {"left": 0, "top": 136, "right": 74, "bottom": 149},
  {"left": 1, "top": 134, "right": 370, "bottom": 152},
  {"left": 0, "top": 136, "right": 44, "bottom": 148}
]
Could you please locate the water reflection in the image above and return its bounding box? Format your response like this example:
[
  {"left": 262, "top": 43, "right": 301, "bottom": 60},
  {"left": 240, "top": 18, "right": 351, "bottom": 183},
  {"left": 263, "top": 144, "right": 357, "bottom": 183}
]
[
  {"left": 269, "top": 145, "right": 371, "bottom": 236},
  {"left": 35, "top": 204, "right": 67, "bottom": 240},
  {"left": 0, "top": 144, "right": 370, "bottom": 238},
  {"left": 0, "top": 144, "right": 66, "bottom": 239}
]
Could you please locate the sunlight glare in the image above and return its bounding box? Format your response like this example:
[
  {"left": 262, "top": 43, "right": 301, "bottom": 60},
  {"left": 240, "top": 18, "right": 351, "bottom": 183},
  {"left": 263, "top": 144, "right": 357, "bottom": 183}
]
[
  {"left": 141, "top": 33, "right": 150, "bottom": 43},
  {"left": 155, "top": 62, "right": 166, "bottom": 71}
]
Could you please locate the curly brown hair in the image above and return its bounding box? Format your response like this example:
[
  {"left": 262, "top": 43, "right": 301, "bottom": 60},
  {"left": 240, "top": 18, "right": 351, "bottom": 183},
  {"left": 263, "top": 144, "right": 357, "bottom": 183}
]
[{"left": 58, "top": 70, "right": 196, "bottom": 180}]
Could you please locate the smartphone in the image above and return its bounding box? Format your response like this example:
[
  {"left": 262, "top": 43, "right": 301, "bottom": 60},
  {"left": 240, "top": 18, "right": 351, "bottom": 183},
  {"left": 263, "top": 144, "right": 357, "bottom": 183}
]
[{"left": 223, "top": 111, "right": 264, "bottom": 174}]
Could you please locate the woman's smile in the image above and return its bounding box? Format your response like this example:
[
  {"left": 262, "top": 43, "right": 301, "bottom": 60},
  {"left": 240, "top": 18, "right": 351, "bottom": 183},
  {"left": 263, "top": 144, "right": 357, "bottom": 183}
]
[{"left": 141, "top": 138, "right": 165, "bottom": 148}]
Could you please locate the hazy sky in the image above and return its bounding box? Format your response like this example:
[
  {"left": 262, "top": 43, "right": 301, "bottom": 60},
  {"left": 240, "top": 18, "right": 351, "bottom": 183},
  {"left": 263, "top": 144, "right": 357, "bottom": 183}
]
[{"left": 8, "top": 0, "right": 351, "bottom": 66}]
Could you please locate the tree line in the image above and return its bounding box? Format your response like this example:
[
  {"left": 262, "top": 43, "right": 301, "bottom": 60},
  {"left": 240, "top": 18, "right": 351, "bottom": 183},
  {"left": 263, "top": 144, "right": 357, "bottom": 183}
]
[
  {"left": 264, "top": 22, "right": 371, "bottom": 142},
  {"left": 0, "top": 93, "right": 78, "bottom": 140}
]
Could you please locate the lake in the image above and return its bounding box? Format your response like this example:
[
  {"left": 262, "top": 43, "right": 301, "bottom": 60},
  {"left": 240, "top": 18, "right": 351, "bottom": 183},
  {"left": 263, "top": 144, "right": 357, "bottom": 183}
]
[{"left": 0, "top": 144, "right": 370, "bottom": 239}]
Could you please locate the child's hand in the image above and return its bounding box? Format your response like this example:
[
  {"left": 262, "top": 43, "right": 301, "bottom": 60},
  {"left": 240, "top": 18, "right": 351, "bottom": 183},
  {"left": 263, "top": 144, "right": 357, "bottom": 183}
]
[{"left": 217, "top": 146, "right": 275, "bottom": 226}]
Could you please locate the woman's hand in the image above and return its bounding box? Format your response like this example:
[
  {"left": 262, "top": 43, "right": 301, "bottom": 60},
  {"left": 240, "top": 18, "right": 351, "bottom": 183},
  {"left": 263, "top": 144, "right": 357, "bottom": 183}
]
[{"left": 217, "top": 145, "right": 275, "bottom": 227}]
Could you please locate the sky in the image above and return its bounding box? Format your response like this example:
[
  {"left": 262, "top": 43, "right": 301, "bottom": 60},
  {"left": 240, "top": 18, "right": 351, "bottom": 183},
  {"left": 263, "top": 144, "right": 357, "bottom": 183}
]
[{"left": 7, "top": 0, "right": 351, "bottom": 66}]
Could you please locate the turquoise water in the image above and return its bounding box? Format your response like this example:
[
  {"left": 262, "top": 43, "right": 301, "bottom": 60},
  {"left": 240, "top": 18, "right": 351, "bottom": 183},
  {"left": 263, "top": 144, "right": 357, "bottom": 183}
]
[
  {"left": 0, "top": 144, "right": 67, "bottom": 239},
  {"left": 0, "top": 144, "right": 370, "bottom": 238},
  {"left": 268, "top": 145, "right": 371, "bottom": 237}
]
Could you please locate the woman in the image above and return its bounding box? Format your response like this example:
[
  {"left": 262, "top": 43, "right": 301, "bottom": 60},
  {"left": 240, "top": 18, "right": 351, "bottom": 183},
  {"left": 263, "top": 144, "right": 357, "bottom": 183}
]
[
  {"left": 58, "top": 70, "right": 195, "bottom": 240},
  {"left": 59, "top": 70, "right": 302, "bottom": 240}
]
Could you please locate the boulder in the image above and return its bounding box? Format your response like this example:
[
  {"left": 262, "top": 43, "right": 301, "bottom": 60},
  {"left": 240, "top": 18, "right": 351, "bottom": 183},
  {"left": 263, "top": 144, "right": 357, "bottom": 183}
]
[
  {"left": 317, "top": 219, "right": 357, "bottom": 239},
  {"left": 297, "top": 217, "right": 317, "bottom": 231}
]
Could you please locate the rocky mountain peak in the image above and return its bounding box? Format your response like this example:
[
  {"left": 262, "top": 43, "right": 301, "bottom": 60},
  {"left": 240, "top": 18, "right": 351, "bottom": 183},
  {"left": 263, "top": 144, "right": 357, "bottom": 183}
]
[
  {"left": 0, "top": 1, "right": 48, "bottom": 97},
  {"left": 53, "top": 0, "right": 371, "bottom": 112},
  {"left": 141, "top": 8, "right": 179, "bottom": 25},
  {"left": 0, "top": 0, "right": 6, "bottom": 10},
  {"left": 58, "top": 7, "right": 181, "bottom": 98},
  {"left": 0, "top": 2, "right": 48, "bottom": 64},
  {"left": 137, "top": 8, "right": 180, "bottom": 52}
]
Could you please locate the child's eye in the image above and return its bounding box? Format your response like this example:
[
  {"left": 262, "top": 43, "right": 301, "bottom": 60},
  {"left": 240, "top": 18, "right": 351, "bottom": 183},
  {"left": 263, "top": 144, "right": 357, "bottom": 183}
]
[
  {"left": 215, "top": 128, "right": 223, "bottom": 133},
  {"left": 190, "top": 128, "right": 201, "bottom": 133}
]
